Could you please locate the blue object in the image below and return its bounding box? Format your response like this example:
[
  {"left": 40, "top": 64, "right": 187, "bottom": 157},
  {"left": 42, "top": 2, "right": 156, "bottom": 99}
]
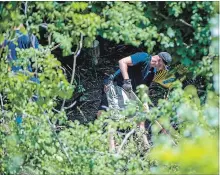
[
  {"left": 131, "top": 52, "right": 151, "bottom": 65},
  {"left": 111, "top": 52, "right": 156, "bottom": 90},
  {"left": 15, "top": 115, "right": 22, "bottom": 125},
  {"left": 6, "top": 30, "right": 39, "bottom": 73},
  {"left": 5, "top": 30, "right": 40, "bottom": 125}
]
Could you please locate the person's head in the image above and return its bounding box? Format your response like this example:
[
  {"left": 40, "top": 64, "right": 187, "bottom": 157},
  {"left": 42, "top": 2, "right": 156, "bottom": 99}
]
[{"left": 150, "top": 52, "right": 172, "bottom": 71}]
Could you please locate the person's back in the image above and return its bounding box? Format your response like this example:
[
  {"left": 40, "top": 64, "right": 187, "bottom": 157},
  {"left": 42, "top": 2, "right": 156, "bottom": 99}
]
[
  {"left": 1, "top": 24, "right": 40, "bottom": 124},
  {"left": 5, "top": 24, "right": 39, "bottom": 72}
]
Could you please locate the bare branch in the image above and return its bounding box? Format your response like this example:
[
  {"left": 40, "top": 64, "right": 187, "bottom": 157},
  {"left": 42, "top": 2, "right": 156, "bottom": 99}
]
[
  {"left": 139, "top": 122, "right": 151, "bottom": 149},
  {"left": 117, "top": 129, "right": 135, "bottom": 154},
  {"left": 0, "top": 93, "right": 4, "bottom": 109},
  {"left": 60, "top": 66, "right": 67, "bottom": 77},
  {"left": 51, "top": 43, "right": 60, "bottom": 51},
  {"left": 39, "top": 23, "right": 48, "bottom": 29},
  {"left": 157, "top": 12, "right": 193, "bottom": 28},
  {"left": 61, "top": 33, "right": 84, "bottom": 110},
  {"left": 48, "top": 33, "right": 52, "bottom": 46},
  {"left": 179, "top": 19, "right": 193, "bottom": 28},
  {"left": 24, "top": 1, "right": 30, "bottom": 30},
  {"left": 52, "top": 107, "right": 61, "bottom": 113},
  {"left": 24, "top": 1, "right": 28, "bottom": 15},
  {"left": 77, "top": 106, "right": 87, "bottom": 122},
  {"left": 155, "top": 120, "right": 177, "bottom": 146},
  {"left": 157, "top": 12, "right": 168, "bottom": 20},
  {"left": 70, "top": 33, "right": 84, "bottom": 85},
  {"left": 64, "top": 101, "right": 77, "bottom": 110},
  {"left": 47, "top": 116, "right": 72, "bottom": 164}
]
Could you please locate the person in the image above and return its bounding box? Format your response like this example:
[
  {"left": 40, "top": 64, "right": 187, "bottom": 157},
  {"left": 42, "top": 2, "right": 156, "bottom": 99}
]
[
  {"left": 97, "top": 51, "right": 172, "bottom": 117},
  {"left": 4, "top": 24, "right": 39, "bottom": 73},
  {"left": 97, "top": 51, "right": 172, "bottom": 151},
  {"left": 1, "top": 24, "right": 40, "bottom": 124}
]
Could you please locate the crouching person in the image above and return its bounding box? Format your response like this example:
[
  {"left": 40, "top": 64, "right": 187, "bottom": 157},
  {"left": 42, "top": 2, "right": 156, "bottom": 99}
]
[{"left": 97, "top": 51, "right": 172, "bottom": 151}]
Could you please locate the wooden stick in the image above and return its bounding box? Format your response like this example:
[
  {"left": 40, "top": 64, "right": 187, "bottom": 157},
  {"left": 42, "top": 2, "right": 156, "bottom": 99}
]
[{"left": 117, "top": 129, "right": 135, "bottom": 154}]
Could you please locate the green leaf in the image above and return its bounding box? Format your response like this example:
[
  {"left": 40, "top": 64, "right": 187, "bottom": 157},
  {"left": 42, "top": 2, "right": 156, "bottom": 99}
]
[
  {"left": 181, "top": 57, "right": 193, "bottom": 66},
  {"left": 0, "top": 35, "right": 4, "bottom": 43},
  {"left": 167, "top": 27, "right": 175, "bottom": 38}
]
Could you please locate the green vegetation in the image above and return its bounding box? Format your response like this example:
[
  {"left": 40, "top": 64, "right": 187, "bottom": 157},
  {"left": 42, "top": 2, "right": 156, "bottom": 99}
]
[{"left": 0, "top": 2, "right": 219, "bottom": 174}]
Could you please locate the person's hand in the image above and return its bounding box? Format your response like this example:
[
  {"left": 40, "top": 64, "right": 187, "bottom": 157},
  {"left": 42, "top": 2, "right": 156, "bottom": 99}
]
[{"left": 122, "top": 79, "right": 132, "bottom": 92}]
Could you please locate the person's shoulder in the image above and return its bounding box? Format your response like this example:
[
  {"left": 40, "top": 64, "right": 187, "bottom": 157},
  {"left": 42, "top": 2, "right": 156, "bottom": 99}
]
[
  {"left": 134, "top": 52, "right": 151, "bottom": 56},
  {"left": 142, "top": 52, "right": 151, "bottom": 55}
]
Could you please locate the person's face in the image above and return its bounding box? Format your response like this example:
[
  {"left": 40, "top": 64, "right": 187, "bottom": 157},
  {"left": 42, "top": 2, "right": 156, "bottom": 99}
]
[{"left": 151, "top": 55, "right": 166, "bottom": 71}]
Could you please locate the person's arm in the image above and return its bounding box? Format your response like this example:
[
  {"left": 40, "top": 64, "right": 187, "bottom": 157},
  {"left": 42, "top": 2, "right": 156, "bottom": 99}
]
[
  {"left": 118, "top": 52, "right": 149, "bottom": 80},
  {"left": 118, "top": 56, "right": 133, "bottom": 80}
]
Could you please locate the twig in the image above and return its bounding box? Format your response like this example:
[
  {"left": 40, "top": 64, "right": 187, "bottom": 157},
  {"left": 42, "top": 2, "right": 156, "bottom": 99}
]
[
  {"left": 24, "top": 1, "right": 28, "bottom": 15},
  {"left": 50, "top": 43, "right": 61, "bottom": 52},
  {"left": 157, "top": 12, "right": 193, "bottom": 28},
  {"left": 39, "top": 108, "right": 72, "bottom": 164},
  {"left": 61, "top": 33, "right": 83, "bottom": 110},
  {"left": 179, "top": 19, "right": 193, "bottom": 28},
  {"left": 155, "top": 120, "right": 177, "bottom": 146},
  {"left": 34, "top": 49, "right": 38, "bottom": 75},
  {"left": 117, "top": 129, "right": 135, "bottom": 154},
  {"left": 60, "top": 66, "right": 67, "bottom": 77},
  {"left": 0, "top": 93, "right": 4, "bottom": 109},
  {"left": 39, "top": 23, "right": 48, "bottom": 29},
  {"left": 66, "top": 64, "right": 73, "bottom": 72},
  {"left": 62, "top": 66, "right": 72, "bottom": 77},
  {"left": 48, "top": 33, "right": 52, "bottom": 46},
  {"left": 157, "top": 12, "right": 168, "bottom": 20},
  {"left": 46, "top": 116, "right": 72, "bottom": 164},
  {"left": 64, "top": 101, "right": 77, "bottom": 110},
  {"left": 77, "top": 106, "right": 87, "bottom": 122},
  {"left": 24, "top": 1, "right": 30, "bottom": 31},
  {"left": 52, "top": 107, "right": 61, "bottom": 113},
  {"left": 70, "top": 33, "right": 83, "bottom": 85},
  {"left": 67, "top": 110, "right": 74, "bottom": 116}
]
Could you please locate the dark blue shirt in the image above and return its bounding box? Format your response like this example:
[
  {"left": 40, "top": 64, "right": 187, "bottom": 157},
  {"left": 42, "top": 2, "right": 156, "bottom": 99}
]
[
  {"left": 4, "top": 30, "right": 39, "bottom": 72},
  {"left": 114, "top": 52, "right": 156, "bottom": 90}
]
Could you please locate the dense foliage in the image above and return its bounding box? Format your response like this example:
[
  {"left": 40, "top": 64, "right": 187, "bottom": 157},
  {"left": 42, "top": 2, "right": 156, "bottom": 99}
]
[{"left": 0, "top": 1, "right": 219, "bottom": 175}]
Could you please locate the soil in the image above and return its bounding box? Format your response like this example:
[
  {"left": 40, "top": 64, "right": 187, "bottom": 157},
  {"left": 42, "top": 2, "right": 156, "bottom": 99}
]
[
  {"left": 54, "top": 39, "right": 207, "bottom": 125},
  {"left": 59, "top": 40, "right": 143, "bottom": 124}
]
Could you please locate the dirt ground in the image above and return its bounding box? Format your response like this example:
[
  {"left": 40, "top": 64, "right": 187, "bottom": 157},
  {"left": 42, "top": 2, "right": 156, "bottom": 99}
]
[
  {"left": 56, "top": 40, "right": 206, "bottom": 124},
  {"left": 61, "top": 42, "right": 142, "bottom": 123}
]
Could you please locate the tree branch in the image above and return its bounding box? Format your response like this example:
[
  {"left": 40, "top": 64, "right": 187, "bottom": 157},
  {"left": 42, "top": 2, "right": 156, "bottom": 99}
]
[
  {"left": 157, "top": 12, "right": 193, "bottom": 28},
  {"left": 0, "top": 93, "right": 4, "bottom": 109},
  {"left": 24, "top": 1, "right": 28, "bottom": 15},
  {"left": 39, "top": 23, "right": 48, "bottom": 29},
  {"left": 48, "top": 33, "right": 52, "bottom": 46},
  {"left": 155, "top": 120, "right": 177, "bottom": 146},
  {"left": 179, "top": 19, "right": 193, "bottom": 28},
  {"left": 24, "top": 1, "right": 30, "bottom": 30},
  {"left": 51, "top": 43, "right": 60, "bottom": 51},
  {"left": 117, "top": 129, "right": 135, "bottom": 154},
  {"left": 52, "top": 107, "right": 61, "bottom": 113},
  {"left": 39, "top": 108, "right": 72, "bottom": 164},
  {"left": 48, "top": 117, "right": 72, "bottom": 164},
  {"left": 61, "top": 33, "right": 84, "bottom": 110},
  {"left": 70, "top": 33, "right": 83, "bottom": 85},
  {"left": 64, "top": 101, "right": 77, "bottom": 110}
]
